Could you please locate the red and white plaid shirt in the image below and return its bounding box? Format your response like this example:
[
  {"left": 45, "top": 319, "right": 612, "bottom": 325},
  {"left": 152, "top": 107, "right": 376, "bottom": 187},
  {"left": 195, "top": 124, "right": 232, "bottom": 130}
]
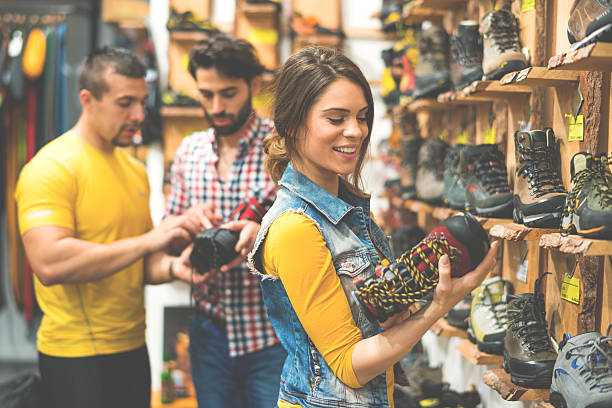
[{"left": 165, "top": 115, "right": 279, "bottom": 357}]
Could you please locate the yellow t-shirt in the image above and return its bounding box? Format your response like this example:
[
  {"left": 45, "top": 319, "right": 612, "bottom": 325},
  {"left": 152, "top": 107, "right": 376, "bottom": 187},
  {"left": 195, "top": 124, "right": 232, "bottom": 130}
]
[
  {"left": 15, "top": 131, "right": 153, "bottom": 357},
  {"left": 262, "top": 212, "right": 394, "bottom": 408}
]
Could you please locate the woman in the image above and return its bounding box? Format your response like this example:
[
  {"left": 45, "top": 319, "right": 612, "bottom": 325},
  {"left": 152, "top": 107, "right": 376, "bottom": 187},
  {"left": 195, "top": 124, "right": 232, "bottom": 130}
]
[{"left": 248, "top": 46, "right": 498, "bottom": 408}]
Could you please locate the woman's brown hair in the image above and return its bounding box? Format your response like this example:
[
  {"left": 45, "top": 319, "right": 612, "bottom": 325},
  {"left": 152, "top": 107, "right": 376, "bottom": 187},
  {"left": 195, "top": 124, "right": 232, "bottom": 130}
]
[{"left": 264, "top": 46, "right": 374, "bottom": 195}]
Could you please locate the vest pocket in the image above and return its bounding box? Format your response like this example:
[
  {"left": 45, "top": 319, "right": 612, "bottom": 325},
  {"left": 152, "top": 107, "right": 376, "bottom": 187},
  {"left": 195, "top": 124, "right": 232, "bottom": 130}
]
[{"left": 334, "top": 251, "right": 371, "bottom": 278}]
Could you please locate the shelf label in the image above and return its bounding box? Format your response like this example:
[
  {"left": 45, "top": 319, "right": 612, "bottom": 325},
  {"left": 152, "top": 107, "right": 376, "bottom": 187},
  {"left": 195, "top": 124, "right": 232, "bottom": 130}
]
[
  {"left": 561, "top": 275, "right": 580, "bottom": 305},
  {"left": 566, "top": 114, "right": 584, "bottom": 141},
  {"left": 522, "top": 0, "right": 535, "bottom": 12},
  {"left": 484, "top": 127, "right": 496, "bottom": 144},
  {"left": 457, "top": 130, "right": 468, "bottom": 144},
  {"left": 517, "top": 260, "right": 528, "bottom": 283},
  {"left": 248, "top": 28, "right": 278, "bottom": 45}
]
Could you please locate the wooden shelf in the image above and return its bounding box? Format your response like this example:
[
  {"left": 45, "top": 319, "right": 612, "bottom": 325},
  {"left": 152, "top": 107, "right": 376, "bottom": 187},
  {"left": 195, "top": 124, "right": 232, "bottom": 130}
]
[
  {"left": 160, "top": 106, "right": 204, "bottom": 118},
  {"left": 482, "top": 369, "right": 550, "bottom": 402},
  {"left": 539, "top": 233, "right": 612, "bottom": 256},
  {"left": 293, "top": 34, "right": 343, "bottom": 46},
  {"left": 489, "top": 223, "right": 557, "bottom": 242},
  {"left": 475, "top": 217, "right": 513, "bottom": 231},
  {"left": 406, "top": 98, "right": 447, "bottom": 113},
  {"left": 500, "top": 67, "right": 580, "bottom": 88},
  {"left": 455, "top": 80, "right": 531, "bottom": 101},
  {"left": 432, "top": 206, "right": 459, "bottom": 221},
  {"left": 415, "top": 0, "right": 468, "bottom": 9},
  {"left": 430, "top": 318, "right": 468, "bottom": 338},
  {"left": 402, "top": 5, "right": 445, "bottom": 25},
  {"left": 402, "top": 199, "right": 434, "bottom": 213},
  {"left": 548, "top": 42, "right": 612, "bottom": 71},
  {"left": 169, "top": 30, "right": 210, "bottom": 42},
  {"left": 456, "top": 339, "right": 503, "bottom": 366},
  {"left": 238, "top": 2, "right": 278, "bottom": 15}
]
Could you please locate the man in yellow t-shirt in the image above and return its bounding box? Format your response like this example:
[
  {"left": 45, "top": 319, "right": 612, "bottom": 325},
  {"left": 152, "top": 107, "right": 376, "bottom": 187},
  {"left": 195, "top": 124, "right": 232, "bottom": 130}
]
[{"left": 15, "top": 47, "right": 208, "bottom": 408}]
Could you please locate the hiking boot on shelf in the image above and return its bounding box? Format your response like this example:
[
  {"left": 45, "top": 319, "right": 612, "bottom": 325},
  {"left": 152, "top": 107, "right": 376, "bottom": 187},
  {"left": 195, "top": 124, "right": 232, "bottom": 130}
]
[
  {"left": 503, "top": 273, "right": 557, "bottom": 389},
  {"left": 416, "top": 138, "right": 448, "bottom": 205},
  {"left": 381, "top": 47, "right": 402, "bottom": 108},
  {"left": 445, "top": 294, "right": 472, "bottom": 330},
  {"left": 397, "top": 28, "right": 419, "bottom": 104},
  {"left": 513, "top": 128, "right": 567, "bottom": 228},
  {"left": 568, "top": 0, "right": 612, "bottom": 50},
  {"left": 550, "top": 324, "right": 612, "bottom": 408},
  {"left": 561, "top": 152, "right": 612, "bottom": 238},
  {"left": 414, "top": 23, "right": 452, "bottom": 100},
  {"left": 481, "top": 8, "right": 528, "bottom": 80},
  {"left": 166, "top": 8, "right": 220, "bottom": 33},
  {"left": 380, "top": 0, "right": 405, "bottom": 33},
  {"left": 468, "top": 276, "right": 513, "bottom": 355},
  {"left": 290, "top": 13, "right": 344, "bottom": 38},
  {"left": 450, "top": 21, "right": 484, "bottom": 91},
  {"left": 398, "top": 112, "right": 421, "bottom": 200},
  {"left": 354, "top": 213, "right": 490, "bottom": 323},
  {"left": 464, "top": 144, "right": 514, "bottom": 218},
  {"left": 443, "top": 144, "right": 468, "bottom": 210}
]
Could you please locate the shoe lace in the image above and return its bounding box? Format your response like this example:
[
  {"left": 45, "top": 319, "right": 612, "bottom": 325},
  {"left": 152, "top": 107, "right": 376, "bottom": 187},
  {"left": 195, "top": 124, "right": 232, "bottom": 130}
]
[
  {"left": 565, "top": 324, "right": 612, "bottom": 392},
  {"left": 355, "top": 231, "right": 459, "bottom": 318},
  {"left": 477, "top": 279, "right": 511, "bottom": 330},
  {"left": 485, "top": 9, "right": 521, "bottom": 54},
  {"left": 516, "top": 136, "right": 566, "bottom": 199},
  {"left": 561, "top": 155, "right": 612, "bottom": 219},
  {"left": 467, "top": 147, "right": 511, "bottom": 194},
  {"left": 507, "top": 274, "right": 554, "bottom": 356}
]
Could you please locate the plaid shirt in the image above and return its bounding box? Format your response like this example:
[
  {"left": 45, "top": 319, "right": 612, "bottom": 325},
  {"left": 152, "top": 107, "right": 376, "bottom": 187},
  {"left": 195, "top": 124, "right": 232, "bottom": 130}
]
[{"left": 165, "top": 115, "right": 279, "bottom": 357}]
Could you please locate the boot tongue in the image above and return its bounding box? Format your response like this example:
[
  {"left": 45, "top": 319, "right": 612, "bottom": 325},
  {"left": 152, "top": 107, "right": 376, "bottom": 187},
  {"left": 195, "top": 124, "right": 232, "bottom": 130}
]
[
  {"left": 571, "top": 152, "right": 592, "bottom": 177},
  {"left": 529, "top": 130, "right": 550, "bottom": 149},
  {"left": 484, "top": 279, "right": 505, "bottom": 304}
]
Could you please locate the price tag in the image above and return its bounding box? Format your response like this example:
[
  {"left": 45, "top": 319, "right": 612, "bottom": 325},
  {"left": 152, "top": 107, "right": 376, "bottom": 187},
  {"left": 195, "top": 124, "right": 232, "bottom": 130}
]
[
  {"left": 484, "top": 128, "right": 496, "bottom": 144},
  {"left": 457, "top": 130, "right": 468, "bottom": 144},
  {"left": 439, "top": 130, "right": 447, "bottom": 142},
  {"left": 561, "top": 275, "right": 580, "bottom": 305},
  {"left": 566, "top": 114, "right": 584, "bottom": 141},
  {"left": 522, "top": 0, "right": 535, "bottom": 12},
  {"left": 248, "top": 28, "right": 278, "bottom": 45},
  {"left": 517, "top": 260, "right": 528, "bottom": 283}
]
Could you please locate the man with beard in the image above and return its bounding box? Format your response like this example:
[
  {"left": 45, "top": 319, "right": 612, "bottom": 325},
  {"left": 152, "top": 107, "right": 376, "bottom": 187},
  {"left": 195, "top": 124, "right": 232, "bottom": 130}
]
[
  {"left": 164, "top": 34, "right": 285, "bottom": 407},
  {"left": 14, "top": 47, "right": 207, "bottom": 408}
]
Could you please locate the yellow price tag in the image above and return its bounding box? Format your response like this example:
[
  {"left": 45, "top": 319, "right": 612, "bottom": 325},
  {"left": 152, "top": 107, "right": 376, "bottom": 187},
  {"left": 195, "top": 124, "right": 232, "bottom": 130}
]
[
  {"left": 565, "top": 114, "right": 584, "bottom": 141},
  {"left": 484, "top": 127, "right": 496, "bottom": 144},
  {"left": 561, "top": 275, "right": 580, "bottom": 305},
  {"left": 247, "top": 28, "right": 278, "bottom": 45},
  {"left": 457, "top": 130, "right": 468, "bottom": 144},
  {"left": 522, "top": 0, "right": 535, "bottom": 12},
  {"left": 181, "top": 55, "right": 190, "bottom": 71}
]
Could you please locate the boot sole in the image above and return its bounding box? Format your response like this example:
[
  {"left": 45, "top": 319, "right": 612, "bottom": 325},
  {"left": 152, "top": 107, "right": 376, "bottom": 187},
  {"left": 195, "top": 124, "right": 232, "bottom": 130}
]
[
  {"left": 467, "top": 328, "right": 504, "bottom": 355},
  {"left": 484, "top": 60, "right": 527, "bottom": 81},
  {"left": 570, "top": 23, "right": 612, "bottom": 51},
  {"left": 514, "top": 207, "right": 563, "bottom": 228},
  {"left": 562, "top": 212, "right": 612, "bottom": 239},
  {"left": 502, "top": 351, "right": 554, "bottom": 389},
  {"left": 550, "top": 389, "right": 612, "bottom": 408}
]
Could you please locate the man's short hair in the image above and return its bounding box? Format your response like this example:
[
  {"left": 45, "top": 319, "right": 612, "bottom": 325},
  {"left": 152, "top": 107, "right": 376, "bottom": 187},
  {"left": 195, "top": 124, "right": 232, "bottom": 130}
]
[
  {"left": 188, "top": 33, "right": 265, "bottom": 82},
  {"left": 79, "top": 46, "right": 146, "bottom": 100}
]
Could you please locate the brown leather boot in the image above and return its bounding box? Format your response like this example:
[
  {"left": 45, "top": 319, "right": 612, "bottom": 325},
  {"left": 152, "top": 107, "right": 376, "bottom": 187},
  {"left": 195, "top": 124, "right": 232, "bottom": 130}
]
[
  {"left": 513, "top": 128, "right": 567, "bottom": 228},
  {"left": 481, "top": 8, "right": 527, "bottom": 80}
]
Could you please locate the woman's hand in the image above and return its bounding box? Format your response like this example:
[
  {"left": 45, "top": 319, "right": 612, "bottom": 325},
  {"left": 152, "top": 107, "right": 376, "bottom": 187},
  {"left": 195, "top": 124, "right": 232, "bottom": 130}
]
[{"left": 431, "top": 240, "right": 499, "bottom": 317}]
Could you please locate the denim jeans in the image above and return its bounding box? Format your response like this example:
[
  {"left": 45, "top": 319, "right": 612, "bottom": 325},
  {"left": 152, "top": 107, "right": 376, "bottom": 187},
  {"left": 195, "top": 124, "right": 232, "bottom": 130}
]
[{"left": 189, "top": 312, "right": 286, "bottom": 408}]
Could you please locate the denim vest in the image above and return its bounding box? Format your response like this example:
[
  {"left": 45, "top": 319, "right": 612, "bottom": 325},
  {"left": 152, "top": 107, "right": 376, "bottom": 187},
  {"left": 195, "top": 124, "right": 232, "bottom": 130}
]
[{"left": 248, "top": 163, "right": 394, "bottom": 407}]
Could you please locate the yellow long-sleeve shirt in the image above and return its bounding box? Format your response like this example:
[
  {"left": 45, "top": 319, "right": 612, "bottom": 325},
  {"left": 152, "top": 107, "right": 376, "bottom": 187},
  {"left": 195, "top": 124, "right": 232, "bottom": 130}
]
[{"left": 261, "top": 211, "right": 394, "bottom": 407}]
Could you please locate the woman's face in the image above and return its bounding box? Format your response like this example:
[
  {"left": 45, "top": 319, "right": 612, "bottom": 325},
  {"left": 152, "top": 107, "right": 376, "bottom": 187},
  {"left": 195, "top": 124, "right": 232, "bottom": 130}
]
[{"left": 294, "top": 78, "right": 370, "bottom": 195}]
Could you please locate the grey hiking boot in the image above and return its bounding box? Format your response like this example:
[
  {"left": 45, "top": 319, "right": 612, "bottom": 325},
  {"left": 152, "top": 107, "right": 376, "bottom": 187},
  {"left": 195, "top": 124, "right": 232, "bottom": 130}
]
[
  {"left": 398, "top": 112, "right": 422, "bottom": 200},
  {"left": 468, "top": 276, "right": 513, "bottom": 355},
  {"left": 414, "top": 23, "right": 452, "bottom": 99},
  {"left": 481, "top": 7, "right": 527, "bottom": 80},
  {"left": 503, "top": 273, "right": 557, "bottom": 389},
  {"left": 561, "top": 152, "right": 612, "bottom": 239},
  {"left": 513, "top": 128, "right": 567, "bottom": 228},
  {"left": 464, "top": 144, "right": 514, "bottom": 218},
  {"left": 443, "top": 144, "right": 468, "bottom": 209},
  {"left": 568, "top": 0, "right": 612, "bottom": 50},
  {"left": 416, "top": 138, "right": 448, "bottom": 204},
  {"left": 550, "top": 324, "right": 612, "bottom": 408},
  {"left": 450, "top": 21, "right": 484, "bottom": 90}
]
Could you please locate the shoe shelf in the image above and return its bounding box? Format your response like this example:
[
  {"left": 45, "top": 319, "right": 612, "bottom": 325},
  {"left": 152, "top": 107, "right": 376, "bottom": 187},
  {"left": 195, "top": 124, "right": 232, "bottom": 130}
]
[
  {"left": 169, "top": 30, "right": 211, "bottom": 42},
  {"left": 292, "top": 34, "right": 343, "bottom": 48},
  {"left": 431, "top": 207, "right": 458, "bottom": 221},
  {"left": 238, "top": 3, "right": 278, "bottom": 15},
  {"left": 488, "top": 223, "right": 557, "bottom": 242},
  {"left": 548, "top": 42, "right": 612, "bottom": 72},
  {"left": 401, "top": 5, "right": 445, "bottom": 25},
  {"left": 475, "top": 217, "right": 513, "bottom": 231},
  {"left": 456, "top": 339, "right": 503, "bottom": 366},
  {"left": 405, "top": 98, "right": 447, "bottom": 113},
  {"left": 160, "top": 106, "right": 204, "bottom": 118},
  {"left": 539, "top": 233, "right": 612, "bottom": 256},
  {"left": 412, "top": 0, "right": 468, "bottom": 9},
  {"left": 482, "top": 369, "right": 550, "bottom": 402},
  {"left": 500, "top": 67, "right": 580, "bottom": 88},
  {"left": 455, "top": 80, "right": 531, "bottom": 102},
  {"left": 429, "top": 318, "right": 467, "bottom": 338}
]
